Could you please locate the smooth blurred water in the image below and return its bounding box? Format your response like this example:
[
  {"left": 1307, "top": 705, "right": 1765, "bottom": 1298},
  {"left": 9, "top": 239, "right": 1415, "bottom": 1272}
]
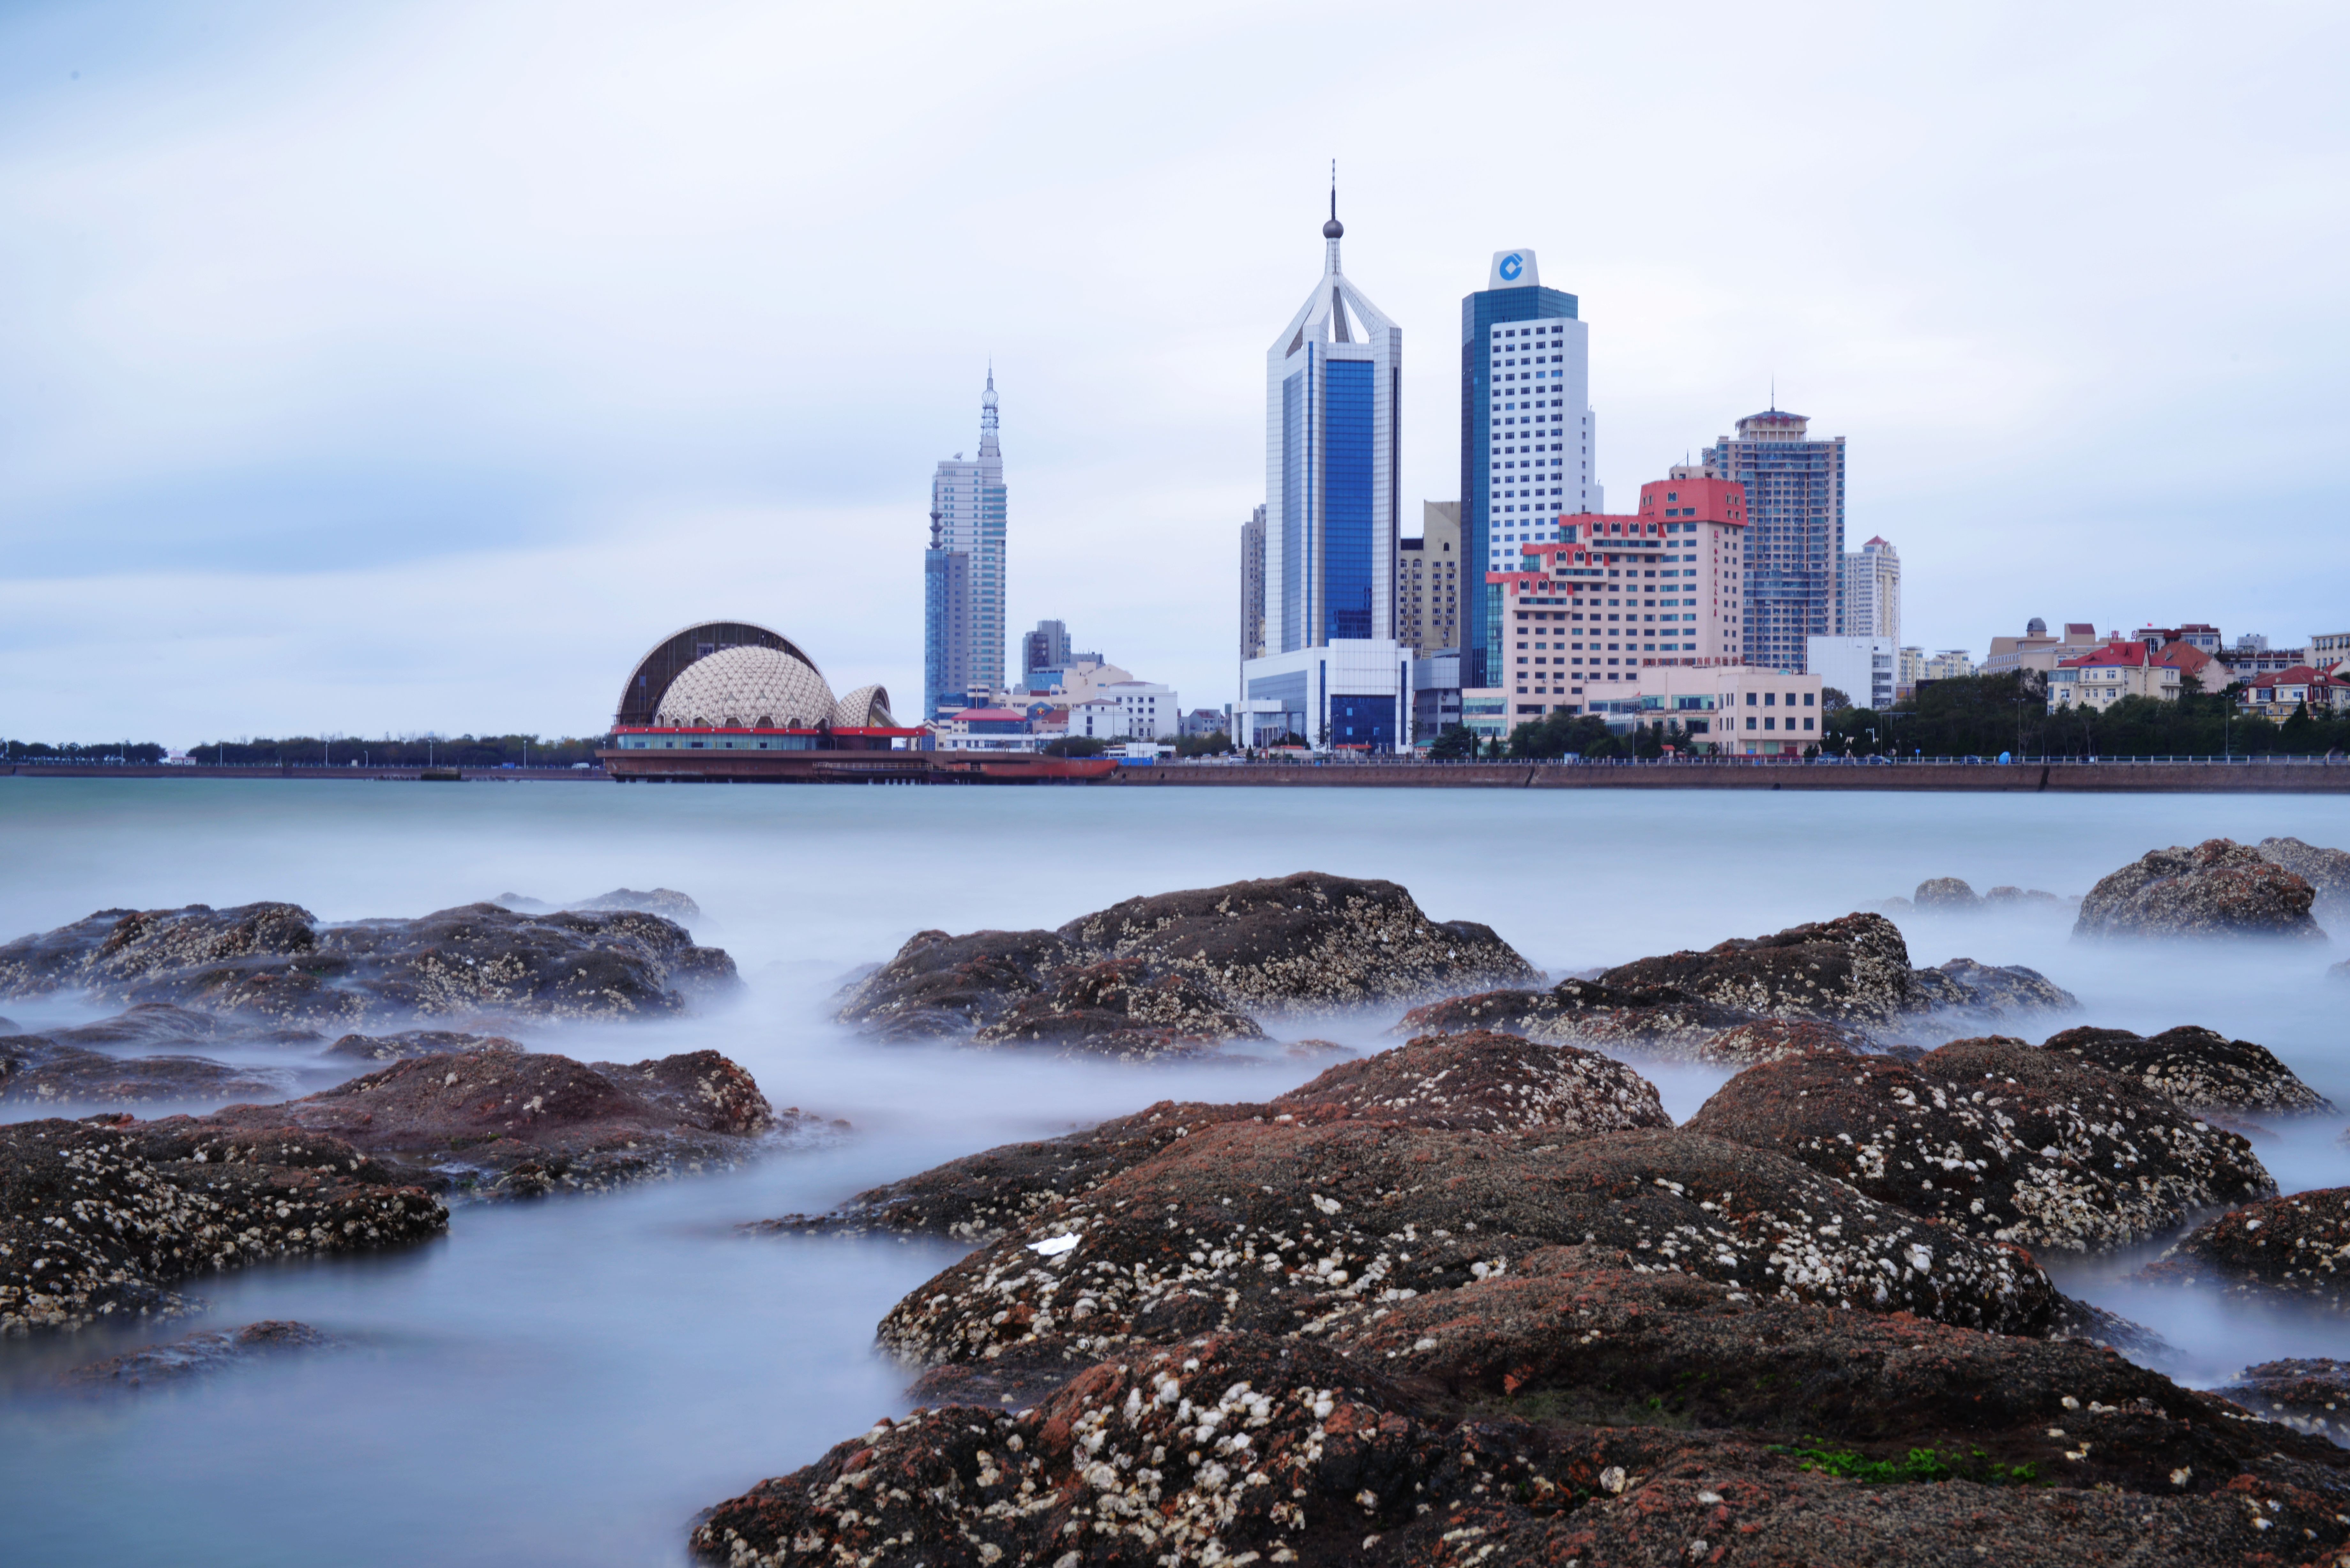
[{"left": 0, "top": 777, "right": 2346, "bottom": 1565}]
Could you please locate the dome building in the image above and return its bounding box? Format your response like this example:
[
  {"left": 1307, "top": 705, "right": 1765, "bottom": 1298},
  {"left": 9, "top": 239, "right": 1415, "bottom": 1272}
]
[{"left": 604, "top": 621, "right": 914, "bottom": 772}]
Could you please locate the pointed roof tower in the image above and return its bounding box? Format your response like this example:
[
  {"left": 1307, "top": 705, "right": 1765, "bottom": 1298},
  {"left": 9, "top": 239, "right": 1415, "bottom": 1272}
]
[
  {"left": 1272, "top": 168, "right": 1394, "bottom": 359},
  {"left": 978, "top": 363, "right": 1000, "bottom": 461}
]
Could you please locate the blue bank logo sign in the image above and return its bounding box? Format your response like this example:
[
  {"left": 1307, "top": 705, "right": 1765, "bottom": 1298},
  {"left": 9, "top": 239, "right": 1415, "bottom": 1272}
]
[{"left": 1487, "top": 248, "right": 1540, "bottom": 290}]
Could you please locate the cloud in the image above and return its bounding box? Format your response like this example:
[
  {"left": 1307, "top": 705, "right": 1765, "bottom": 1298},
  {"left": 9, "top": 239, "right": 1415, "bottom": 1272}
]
[{"left": 0, "top": 0, "right": 2346, "bottom": 741}]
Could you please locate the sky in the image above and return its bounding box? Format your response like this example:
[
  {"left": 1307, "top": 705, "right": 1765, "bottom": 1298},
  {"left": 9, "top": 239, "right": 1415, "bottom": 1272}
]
[{"left": 1, "top": 0, "right": 2345, "bottom": 743}]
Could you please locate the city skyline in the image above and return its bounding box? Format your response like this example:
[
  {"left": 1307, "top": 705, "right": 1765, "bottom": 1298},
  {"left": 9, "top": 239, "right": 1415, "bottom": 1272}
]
[{"left": 2, "top": 2, "right": 2344, "bottom": 739}]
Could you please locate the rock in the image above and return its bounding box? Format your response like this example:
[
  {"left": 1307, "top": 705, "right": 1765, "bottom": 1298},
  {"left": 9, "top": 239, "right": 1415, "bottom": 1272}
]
[
  {"left": 0, "top": 1033, "right": 296, "bottom": 1105},
  {"left": 61, "top": 1319, "right": 333, "bottom": 1387},
  {"left": 689, "top": 1328, "right": 2350, "bottom": 1568},
  {"left": 42, "top": 1002, "right": 323, "bottom": 1051},
  {"left": 1597, "top": 912, "right": 1922, "bottom": 1024},
  {"left": 836, "top": 875, "right": 1541, "bottom": 1046},
  {"left": 1281, "top": 1038, "right": 1355, "bottom": 1060},
  {"left": 2142, "top": 1188, "right": 2350, "bottom": 1309},
  {"left": 1273, "top": 1029, "right": 1671, "bottom": 1135},
  {"left": 970, "top": 958, "right": 1266, "bottom": 1060},
  {"left": 195, "top": 1047, "right": 792, "bottom": 1197},
  {"left": 873, "top": 1123, "right": 2065, "bottom": 1376},
  {"left": 1394, "top": 976, "right": 1749, "bottom": 1058},
  {"left": 761, "top": 1032, "right": 1671, "bottom": 1244},
  {"left": 1913, "top": 876, "right": 1983, "bottom": 910},
  {"left": 1692, "top": 1017, "right": 1879, "bottom": 1066},
  {"left": 1684, "top": 1036, "right": 2274, "bottom": 1253},
  {"left": 1334, "top": 1243, "right": 2295, "bottom": 1493},
  {"left": 1985, "top": 886, "right": 2069, "bottom": 909},
  {"left": 322, "top": 1029, "right": 525, "bottom": 1061},
  {"left": 2075, "top": 838, "right": 2325, "bottom": 939},
  {"left": 1052, "top": 872, "right": 1542, "bottom": 1017},
  {"left": 834, "top": 927, "right": 1080, "bottom": 1039},
  {"left": 1916, "top": 956, "right": 2080, "bottom": 1019},
  {"left": 2042, "top": 1024, "right": 2333, "bottom": 1114},
  {"left": 568, "top": 887, "right": 702, "bottom": 924},
  {"left": 0, "top": 901, "right": 739, "bottom": 1023},
  {"left": 0, "top": 1118, "right": 446, "bottom": 1335},
  {"left": 2336, "top": 957, "right": 2350, "bottom": 983},
  {"left": 2217, "top": 1360, "right": 2350, "bottom": 1445},
  {"left": 2257, "top": 838, "right": 2350, "bottom": 922}
]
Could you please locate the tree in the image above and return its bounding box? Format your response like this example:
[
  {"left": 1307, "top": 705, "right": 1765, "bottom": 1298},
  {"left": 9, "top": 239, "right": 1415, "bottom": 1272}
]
[
  {"left": 1821, "top": 686, "right": 1853, "bottom": 713},
  {"left": 1042, "top": 735, "right": 1107, "bottom": 757},
  {"left": 1175, "top": 731, "right": 1231, "bottom": 758},
  {"left": 1426, "top": 724, "right": 1478, "bottom": 760},
  {"left": 1508, "top": 710, "right": 1610, "bottom": 760},
  {"left": 2280, "top": 700, "right": 2320, "bottom": 754}
]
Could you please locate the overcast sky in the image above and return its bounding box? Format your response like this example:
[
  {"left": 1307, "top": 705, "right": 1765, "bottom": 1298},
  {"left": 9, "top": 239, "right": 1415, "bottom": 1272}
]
[{"left": 1, "top": 0, "right": 2344, "bottom": 743}]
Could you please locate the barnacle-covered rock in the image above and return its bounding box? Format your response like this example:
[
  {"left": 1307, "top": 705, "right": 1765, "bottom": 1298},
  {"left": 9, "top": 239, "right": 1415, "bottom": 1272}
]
[
  {"left": 2142, "top": 1188, "right": 2350, "bottom": 1310},
  {"left": 1692, "top": 1017, "right": 1881, "bottom": 1066},
  {"left": 2075, "top": 839, "right": 2324, "bottom": 939},
  {"left": 970, "top": 958, "right": 1265, "bottom": 1060},
  {"left": 761, "top": 1031, "right": 1667, "bottom": 1244},
  {"left": 0, "top": 1118, "right": 445, "bottom": 1335},
  {"left": 1393, "top": 976, "right": 1748, "bottom": 1057},
  {"left": 2042, "top": 1024, "right": 2332, "bottom": 1115},
  {"left": 0, "top": 1033, "right": 296, "bottom": 1106},
  {"left": 1684, "top": 1037, "right": 2274, "bottom": 1253},
  {"left": 2216, "top": 1359, "right": 2350, "bottom": 1445},
  {"left": 61, "top": 1319, "right": 334, "bottom": 1388},
  {"left": 874, "top": 1124, "right": 2064, "bottom": 1377},
  {"left": 195, "top": 1047, "right": 795, "bottom": 1197},
  {"left": 1913, "top": 876, "right": 1984, "bottom": 910},
  {"left": 0, "top": 901, "right": 737, "bottom": 1023}
]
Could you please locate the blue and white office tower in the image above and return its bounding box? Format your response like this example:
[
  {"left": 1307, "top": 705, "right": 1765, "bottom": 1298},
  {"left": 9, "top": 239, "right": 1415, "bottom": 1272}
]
[
  {"left": 1461, "top": 249, "right": 1597, "bottom": 689},
  {"left": 924, "top": 371, "right": 1008, "bottom": 717},
  {"left": 1238, "top": 191, "right": 1411, "bottom": 752}
]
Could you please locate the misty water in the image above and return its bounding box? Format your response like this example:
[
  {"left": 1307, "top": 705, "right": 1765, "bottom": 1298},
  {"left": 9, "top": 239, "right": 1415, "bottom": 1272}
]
[{"left": 1, "top": 777, "right": 2346, "bottom": 1565}]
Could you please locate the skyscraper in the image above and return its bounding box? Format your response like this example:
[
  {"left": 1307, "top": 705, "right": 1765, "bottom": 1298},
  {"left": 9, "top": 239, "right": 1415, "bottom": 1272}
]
[
  {"left": 1839, "top": 535, "right": 1900, "bottom": 645},
  {"left": 1022, "top": 619, "right": 1071, "bottom": 687},
  {"left": 930, "top": 372, "right": 1009, "bottom": 698},
  {"left": 1459, "top": 250, "right": 1598, "bottom": 688},
  {"left": 1702, "top": 408, "right": 1845, "bottom": 673},
  {"left": 922, "top": 504, "right": 971, "bottom": 719},
  {"left": 1398, "top": 501, "right": 1460, "bottom": 657},
  {"left": 1262, "top": 189, "right": 1400, "bottom": 654},
  {"left": 1239, "top": 505, "right": 1266, "bottom": 662}
]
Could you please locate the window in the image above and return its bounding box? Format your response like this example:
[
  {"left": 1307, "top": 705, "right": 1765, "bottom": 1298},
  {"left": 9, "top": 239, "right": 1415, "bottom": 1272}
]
[{"left": 1745, "top": 716, "right": 1757, "bottom": 730}]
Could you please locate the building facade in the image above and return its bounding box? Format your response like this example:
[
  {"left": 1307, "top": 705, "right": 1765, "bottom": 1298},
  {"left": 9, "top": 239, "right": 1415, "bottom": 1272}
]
[
  {"left": 922, "top": 507, "right": 971, "bottom": 721},
  {"left": 1239, "top": 505, "right": 1266, "bottom": 662},
  {"left": 1239, "top": 640, "right": 1411, "bottom": 751},
  {"left": 1480, "top": 474, "right": 1749, "bottom": 722},
  {"left": 1808, "top": 635, "right": 1897, "bottom": 711},
  {"left": 1459, "top": 249, "right": 1597, "bottom": 688},
  {"left": 929, "top": 371, "right": 1009, "bottom": 701},
  {"left": 2048, "top": 641, "right": 2181, "bottom": 712},
  {"left": 1021, "top": 620, "right": 1072, "bottom": 688},
  {"left": 1262, "top": 193, "right": 1400, "bottom": 658},
  {"left": 1398, "top": 500, "right": 1462, "bottom": 657},
  {"left": 1839, "top": 535, "right": 1900, "bottom": 644},
  {"left": 1702, "top": 409, "right": 1845, "bottom": 673}
]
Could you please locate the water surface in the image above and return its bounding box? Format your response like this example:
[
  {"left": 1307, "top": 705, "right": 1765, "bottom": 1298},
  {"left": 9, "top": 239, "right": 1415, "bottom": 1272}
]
[{"left": 1, "top": 778, "right": 2345, "bottom": 1565}]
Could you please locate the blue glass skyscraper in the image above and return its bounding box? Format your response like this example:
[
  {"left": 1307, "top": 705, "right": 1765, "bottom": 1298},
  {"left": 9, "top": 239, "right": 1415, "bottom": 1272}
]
[
  {"left": 1261, "top": 192, "right": 1400, "bottom": 655},
  {"left": 1459, "top": 250, "right": 1598, "bottom": 688}
]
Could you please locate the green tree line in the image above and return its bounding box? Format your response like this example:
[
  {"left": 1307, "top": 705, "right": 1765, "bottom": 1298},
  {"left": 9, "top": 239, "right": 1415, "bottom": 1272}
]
[
  {"left": 3, "top": 740, "right": 168, "bottom": 763},
  {"left": 186, "top": 734, "right": 608, "bottom": 766},
  {"left": 1821, "top": 673, "right": 2347, "bottom": 758}
]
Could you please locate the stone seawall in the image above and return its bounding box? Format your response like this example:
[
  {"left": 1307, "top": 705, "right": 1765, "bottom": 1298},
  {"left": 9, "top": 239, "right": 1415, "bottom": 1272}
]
[{"left": 1101, "top": 760, "right": 2350, "bottom": 793}]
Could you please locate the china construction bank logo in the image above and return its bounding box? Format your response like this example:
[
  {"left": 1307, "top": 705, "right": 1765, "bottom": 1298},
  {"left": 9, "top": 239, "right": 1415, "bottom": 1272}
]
[
  {"left": 1489, "top": 249, "right": 1536, "bottom": 288},
  {"left": 1498, "top": 253, "right": 1523, "bottom": 282}
]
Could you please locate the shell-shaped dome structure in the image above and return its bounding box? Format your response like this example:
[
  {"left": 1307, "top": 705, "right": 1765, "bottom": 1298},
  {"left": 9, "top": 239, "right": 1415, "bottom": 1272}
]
[
  {"left": 829, "top": 684, "right": 896, "bottom": 730},
  {"left": 654, "top": 645, "right": 836, "bottom": 729}
]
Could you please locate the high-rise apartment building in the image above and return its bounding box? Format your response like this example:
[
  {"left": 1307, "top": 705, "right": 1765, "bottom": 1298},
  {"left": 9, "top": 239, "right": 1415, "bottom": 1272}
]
[
  {"left": 929, "top": 372, "right": 1008, "bottom": 699},
  {"left": 1460, "top": 249, "right": 1599, "bottom": 688},
  {"left": 1839, "top": 535, "right": 1900, "bottom": 645},
  {"left": 1239, "top": 506, "right": 1266, "bottom": 662},
  {"left": 1702, "top": 409, "right": 1845, "bottom": 674},
  {"left": 1262, "top": 193, "right": 1400, "bottom": 655},
  {"left": 1398, "top": 501, "right": 1461, "bottom": 657}
]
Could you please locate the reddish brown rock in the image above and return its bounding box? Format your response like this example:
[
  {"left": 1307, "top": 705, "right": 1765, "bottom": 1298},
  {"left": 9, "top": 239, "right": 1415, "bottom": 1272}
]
[
  {"left": 690, "top": 1328, "right": 2350, "bottom": 1568},
  {"left": 1684, "top": 1037, "right": 2273, "bottom": 1253},
  {"left": 761, "top": 1032, "right": 1668, "bottom": 1244},
  {"left": 972, "top": 958, "right": 1265, "bottom": 1060},
  {"left": 197, "top": 1047, "right": 791, "bottom": 1197},
  {"left": 2216, "top": 1359, "right": 2350, "bottom": 1445},
  {"left": 1692, "top": 1017, "right": 1880, "bottom": 1067},
  {"left": 1394, "top": 975, "right": 1747, "bottom": 1057},
  {"left": 61, "top": 1319, "right": 334, "bottom": 1387},
  {"left": 2141, "top": 1187, "right": 2350, "bottom": 1309},
  {"left": 874, "top": 1124, "right": 2064, "bottom": 1378}
]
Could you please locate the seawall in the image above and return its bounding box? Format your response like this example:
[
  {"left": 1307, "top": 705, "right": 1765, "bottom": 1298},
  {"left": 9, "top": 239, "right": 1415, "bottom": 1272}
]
[{"left": 1101, "top": 760, "right": 2350, "bottom": 793}]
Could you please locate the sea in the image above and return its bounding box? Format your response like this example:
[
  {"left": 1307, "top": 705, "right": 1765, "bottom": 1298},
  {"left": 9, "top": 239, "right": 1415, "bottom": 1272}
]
[{"left": 0, "top": 777, "right": 2345, "bottom": 1566}]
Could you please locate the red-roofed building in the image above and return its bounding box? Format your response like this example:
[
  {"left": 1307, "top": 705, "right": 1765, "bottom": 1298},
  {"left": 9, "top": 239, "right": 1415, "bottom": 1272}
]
[
  {"left": 2240, "top": 666, "right": 2329, "bottom": 720},
  {"left": 2048, "top": 641, "right": 2183, "bottom": 712}
]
